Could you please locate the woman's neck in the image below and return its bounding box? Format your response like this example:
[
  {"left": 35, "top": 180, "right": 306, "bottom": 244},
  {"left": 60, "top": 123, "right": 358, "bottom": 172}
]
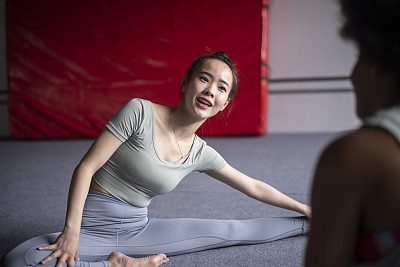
[
  {"left": 169, "top": 105, "right": 205, "bottom": 139},
  {"left": 374, "top": 74, "right": 400, "bottom": 114}
]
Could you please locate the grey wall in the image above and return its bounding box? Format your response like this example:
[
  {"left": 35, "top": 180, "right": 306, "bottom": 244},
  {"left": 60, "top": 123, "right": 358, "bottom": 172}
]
[
  {"left": 267, "top": 0, "right": 360, "bottom": 133},
  {"left": 0, "top": 0, "right": 360, "bottom": 137}
]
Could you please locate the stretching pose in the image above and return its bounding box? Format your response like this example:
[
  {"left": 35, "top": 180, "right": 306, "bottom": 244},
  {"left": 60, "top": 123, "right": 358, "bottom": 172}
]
[
  {"left": 3, "top": 51, "right": 310, "bottom": 267},
  {"left": 306, "top": 0, "right": 400, "bottom": 266}
]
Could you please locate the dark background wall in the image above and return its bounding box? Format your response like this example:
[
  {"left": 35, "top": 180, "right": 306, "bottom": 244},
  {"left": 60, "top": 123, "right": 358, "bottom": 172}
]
[{"left": 0, "top": 0, "right": 8, "bottom": 137}]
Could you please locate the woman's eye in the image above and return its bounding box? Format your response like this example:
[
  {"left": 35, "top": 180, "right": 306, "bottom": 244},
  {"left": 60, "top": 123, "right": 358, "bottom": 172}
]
[
  {"left": 200, "top": 77, "right": 208, "bottom": 82},
  {"left": 219, "top": 86, "right": 226, "bottom": 92}
]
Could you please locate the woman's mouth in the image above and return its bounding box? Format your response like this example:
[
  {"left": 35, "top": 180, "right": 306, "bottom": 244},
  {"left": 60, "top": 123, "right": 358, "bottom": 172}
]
[{"left": 196, "top": 97, "right": 212, "bottom": 108}]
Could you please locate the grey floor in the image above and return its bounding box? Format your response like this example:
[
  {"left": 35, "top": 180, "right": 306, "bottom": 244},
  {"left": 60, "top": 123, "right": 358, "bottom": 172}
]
[{"left": 0, "top": 133, "right": 338, "bottom": 266}]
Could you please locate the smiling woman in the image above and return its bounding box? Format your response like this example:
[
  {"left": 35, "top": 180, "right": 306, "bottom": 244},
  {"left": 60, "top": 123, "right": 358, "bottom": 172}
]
[
  {"left": 180, "top": 58, "right": 233, "bottom": 122},
  {"left": 181, "top": 51, "right": 239, "bottom": 101},
  {"left": 2, "top": 51, "right": 310, "bottom": 267}
]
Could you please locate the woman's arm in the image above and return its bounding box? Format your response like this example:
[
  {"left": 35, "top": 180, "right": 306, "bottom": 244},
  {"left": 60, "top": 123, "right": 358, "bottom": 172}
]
[
  {"left": 305, "top": 132, "right": 372, "bottom": 267},
  {"left": 208, "top": 164, "right": 311, "bottom": 217},
  {"left": 39, "top": 128, "right": 122, "bottom": 267}
]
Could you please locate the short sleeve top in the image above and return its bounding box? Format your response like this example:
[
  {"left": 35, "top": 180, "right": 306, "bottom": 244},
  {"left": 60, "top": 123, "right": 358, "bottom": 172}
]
[{"left": 93, "top": 98, "right": 227, "bottom": 207}]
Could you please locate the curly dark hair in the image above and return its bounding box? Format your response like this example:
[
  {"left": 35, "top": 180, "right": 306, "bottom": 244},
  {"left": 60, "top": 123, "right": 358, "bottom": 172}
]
[
  {"left": 340, "top": 0, "right": 400, "bottom": 78},
  {"left": 181, "top": 51, "right": 239, "bottom": 101}
]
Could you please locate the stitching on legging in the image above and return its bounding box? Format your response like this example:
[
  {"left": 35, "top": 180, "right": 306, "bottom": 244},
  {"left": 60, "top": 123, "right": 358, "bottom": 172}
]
[
  {"left": 116, "top": 227, "right": 302, "bottom": 249},
  {"left": 116, "top": 219, "right": 124, "bottom": 246}
]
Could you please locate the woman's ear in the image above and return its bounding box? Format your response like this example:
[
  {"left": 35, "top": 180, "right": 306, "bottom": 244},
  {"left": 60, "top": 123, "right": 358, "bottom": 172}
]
[
  {"left": 181, "top": 76, "right": 188, "bottom": 92},
  {"left": 220, "top": 99, "right": 231, "bottom": 111}
]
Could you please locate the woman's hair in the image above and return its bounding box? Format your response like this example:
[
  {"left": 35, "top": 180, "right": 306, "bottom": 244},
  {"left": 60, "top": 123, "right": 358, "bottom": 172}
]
[
  {"left": 181, "top": 51, "right": 239, "bottom": 101},
  {"left": 340, "top": 0, "right": 400, "bottom": 78}
]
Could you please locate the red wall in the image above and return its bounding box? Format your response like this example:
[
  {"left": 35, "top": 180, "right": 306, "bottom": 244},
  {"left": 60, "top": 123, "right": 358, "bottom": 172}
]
[{"left": 7, "top": 0, "right": 268, "bottom": 138}]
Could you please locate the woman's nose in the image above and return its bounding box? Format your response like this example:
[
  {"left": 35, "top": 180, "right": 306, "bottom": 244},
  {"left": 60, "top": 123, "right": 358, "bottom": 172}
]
[{"left": 204, "top": 85, "right": 216, "bottom": 97}]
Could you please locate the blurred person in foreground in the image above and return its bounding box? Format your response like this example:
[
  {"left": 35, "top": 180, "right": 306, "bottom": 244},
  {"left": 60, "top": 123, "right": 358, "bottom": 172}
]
[{"left": 306, "top": 0, "right": 400, "bottom": 266}]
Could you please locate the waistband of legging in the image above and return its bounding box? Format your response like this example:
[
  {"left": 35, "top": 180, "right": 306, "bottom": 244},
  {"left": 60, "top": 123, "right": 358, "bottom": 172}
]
[{"left": 84, "top": 189, "right": 149, "bottom": 219}]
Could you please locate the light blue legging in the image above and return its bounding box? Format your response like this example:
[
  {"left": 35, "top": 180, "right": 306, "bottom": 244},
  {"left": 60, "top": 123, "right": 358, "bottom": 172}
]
[{"left": 2, "top": 190, "right": 307, "bottom": 267}]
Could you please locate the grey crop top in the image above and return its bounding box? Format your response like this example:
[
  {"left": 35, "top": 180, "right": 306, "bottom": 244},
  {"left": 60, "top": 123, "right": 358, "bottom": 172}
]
[
  {"left": 93, "top": 98, "right": 227, "bottom": 207},
  {"left": 363, "top": 105, "right": 400, "bottom": 144}
]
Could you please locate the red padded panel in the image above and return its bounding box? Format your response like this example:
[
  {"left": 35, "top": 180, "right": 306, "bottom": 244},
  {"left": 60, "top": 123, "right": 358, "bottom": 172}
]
[{"left": 7, "top": 0, "right": 267, "bottom": 138}]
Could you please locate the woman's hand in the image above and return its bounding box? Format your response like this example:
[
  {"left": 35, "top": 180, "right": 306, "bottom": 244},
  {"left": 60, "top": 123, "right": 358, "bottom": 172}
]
[
  {"left": 302, "top": 204, "right": 312, "bottom": 218},
  {"left": 38, "top": 228, "right": 80, "bottom": 267}
]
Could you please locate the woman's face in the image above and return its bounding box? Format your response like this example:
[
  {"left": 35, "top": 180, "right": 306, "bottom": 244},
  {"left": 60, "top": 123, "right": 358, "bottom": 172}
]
[
  {"left": 182, "top": 59, "right": 233, "bottom": 120},
  {"left": 351, "top": 53, "right": 399, "bottom": 118},
  {"left": 351, "top": 54, "right": 379, "bottom": 118}
]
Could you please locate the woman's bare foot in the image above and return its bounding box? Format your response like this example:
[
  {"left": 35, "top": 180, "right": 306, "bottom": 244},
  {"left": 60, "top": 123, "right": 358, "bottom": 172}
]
[{"left": 107, "top": 252, "right": 169, "bottom": 267}]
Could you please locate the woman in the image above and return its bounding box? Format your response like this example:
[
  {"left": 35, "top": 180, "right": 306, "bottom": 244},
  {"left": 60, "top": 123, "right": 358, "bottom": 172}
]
[
  {"left": 3, "top": 51, "right": 310, "bottom": 267},
  {"left": 306, "top": 0, "right": 400, "bottom": 266}
]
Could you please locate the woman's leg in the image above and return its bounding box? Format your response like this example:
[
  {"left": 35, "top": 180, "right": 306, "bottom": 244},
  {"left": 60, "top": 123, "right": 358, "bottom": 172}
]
[
  {"left": 79, "top": 191, "right": 307, "bottom": 257},
  {"left": 1, "top": 232, "right": 168, "bottom": 267},
  {"left": 116, "top": 216, "right": 307, "bottom": 257},
  {"left": 2, "top": 189, "right": 306, "bottom": 266},
  {"left": 1, "top": 233, "right": 109, "bottom": 267},
  {"left": 1, "top": 190, "right": 157, "bottom": 267}
]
